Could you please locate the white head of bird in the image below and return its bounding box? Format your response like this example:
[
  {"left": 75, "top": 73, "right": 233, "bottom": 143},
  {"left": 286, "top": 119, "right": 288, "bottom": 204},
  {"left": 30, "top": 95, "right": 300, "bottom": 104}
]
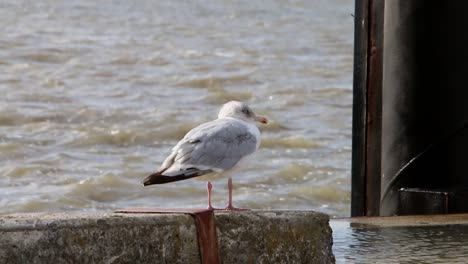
[{"left": 217, "top": 101, "right": 268, "bottom": 125}]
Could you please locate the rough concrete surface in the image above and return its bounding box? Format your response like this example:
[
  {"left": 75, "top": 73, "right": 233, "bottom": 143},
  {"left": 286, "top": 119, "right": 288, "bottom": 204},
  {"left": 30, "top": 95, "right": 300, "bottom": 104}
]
[
  {"left": 216, "top": 210, "right": 334, "bottom": 264},
  {"left": 0, "top": 210, "right": 334, "bottom": 264},
  {"left": 0, "top": 213, "right": 200, "bottom": 264}
]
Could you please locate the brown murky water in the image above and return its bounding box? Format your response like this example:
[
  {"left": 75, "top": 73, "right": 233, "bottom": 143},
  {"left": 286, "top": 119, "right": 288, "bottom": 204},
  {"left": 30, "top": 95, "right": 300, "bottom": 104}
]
[{"left": 0, "top": 0, "right": 353, "bottom": 216}]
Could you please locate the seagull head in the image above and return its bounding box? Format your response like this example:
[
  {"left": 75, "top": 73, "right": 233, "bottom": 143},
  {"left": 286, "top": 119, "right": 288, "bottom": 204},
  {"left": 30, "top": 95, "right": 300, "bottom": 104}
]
[{"left": 218, "top": 101, "right": 268, "bottom": 124}]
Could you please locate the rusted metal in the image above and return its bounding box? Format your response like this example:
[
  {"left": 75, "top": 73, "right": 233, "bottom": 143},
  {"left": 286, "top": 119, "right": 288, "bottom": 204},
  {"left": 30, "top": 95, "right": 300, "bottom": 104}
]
[
  {"left": 116, "top": 208, "right": 220, "bottom": 264},
  {"left": 351, "top": 0, "right": 384, "bottom": 217},
  {"left": 351, "top": 0, "right": 369, "bottom": 217},
  {"left": 191, "top": 210, "right": 220, "bottom": 264},
  {"left": 115, "top": 208, "right": 211, "bottom": 214},
  {"left": 364, "top": 0, "right": 384, "bottom": 217}
]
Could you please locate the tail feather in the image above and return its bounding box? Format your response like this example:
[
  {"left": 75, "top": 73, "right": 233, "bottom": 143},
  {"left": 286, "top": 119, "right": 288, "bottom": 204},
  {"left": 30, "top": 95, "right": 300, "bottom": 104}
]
[{"left": 142, "top": 168, "right": 212, "bottom": 186}]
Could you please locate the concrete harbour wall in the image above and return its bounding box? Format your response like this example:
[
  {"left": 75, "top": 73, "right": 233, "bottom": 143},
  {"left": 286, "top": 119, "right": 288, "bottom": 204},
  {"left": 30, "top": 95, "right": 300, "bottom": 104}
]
[{"left": 0, "top": 210, "right": 334, "bottom": 263}]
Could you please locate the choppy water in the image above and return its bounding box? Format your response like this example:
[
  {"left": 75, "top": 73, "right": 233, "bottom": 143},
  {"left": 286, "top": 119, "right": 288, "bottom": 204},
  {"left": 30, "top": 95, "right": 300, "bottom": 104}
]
[{"left": 0, "top": 0, "right": 353, "bottom": 216}]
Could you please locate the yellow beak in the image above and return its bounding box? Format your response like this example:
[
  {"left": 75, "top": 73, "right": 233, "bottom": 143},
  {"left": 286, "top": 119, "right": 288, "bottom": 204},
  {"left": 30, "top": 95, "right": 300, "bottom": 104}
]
[{"left": 254, "top": 115, "right": 268, "bottom": 124}]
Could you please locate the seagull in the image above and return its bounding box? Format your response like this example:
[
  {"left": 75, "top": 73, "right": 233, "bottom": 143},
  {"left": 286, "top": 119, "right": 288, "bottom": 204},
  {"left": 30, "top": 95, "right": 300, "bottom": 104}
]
[{"left": 143, "top": 101, "right": 268, "bottom": 210}]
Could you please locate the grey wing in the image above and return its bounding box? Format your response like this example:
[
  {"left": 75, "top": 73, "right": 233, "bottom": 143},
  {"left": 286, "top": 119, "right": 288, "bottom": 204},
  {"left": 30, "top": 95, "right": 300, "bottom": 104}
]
[
  {"left": 143, "top": 119, "right": 259, "bottom": 185},
  {"left": 173, "top": 119, "right": 259, "bottom": 171}
]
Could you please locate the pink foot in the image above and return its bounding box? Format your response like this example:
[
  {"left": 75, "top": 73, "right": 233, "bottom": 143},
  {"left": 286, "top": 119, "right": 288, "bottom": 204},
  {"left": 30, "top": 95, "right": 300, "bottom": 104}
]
[{"left": 224, "top": 177, "right": 248, "bottom": 211}]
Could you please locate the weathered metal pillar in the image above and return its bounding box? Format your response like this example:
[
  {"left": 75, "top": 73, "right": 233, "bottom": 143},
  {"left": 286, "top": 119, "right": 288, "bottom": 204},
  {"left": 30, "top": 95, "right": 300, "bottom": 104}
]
[
  {"left": 351, "top": 0, "right": 384, "bottom": 217},
  {"left": 381, "top": 1, "right": 468, "bottom": 216},
  {"left": 353, "top": 0, "right": 468, "bottom": 216}
]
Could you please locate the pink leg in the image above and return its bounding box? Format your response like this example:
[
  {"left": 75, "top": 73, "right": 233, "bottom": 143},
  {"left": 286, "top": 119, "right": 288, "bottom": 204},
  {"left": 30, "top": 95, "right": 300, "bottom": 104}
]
[
  {"left": 224, "top": 177, "right": 248, "bottom": 211},
  {"left": 207, "top": 182, "right": 215, "bottom": 210}
]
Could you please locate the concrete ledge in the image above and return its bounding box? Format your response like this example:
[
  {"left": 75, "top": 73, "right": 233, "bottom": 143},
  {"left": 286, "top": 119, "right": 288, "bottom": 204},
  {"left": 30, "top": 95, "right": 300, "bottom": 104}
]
[
  {"left": 0, "top": 210, "right": 334, "bottom": 264},
  {"left": 216, "top": 211, "right": 333, "bottom": 264},
  {"left": 0, "top": 213, "right": 200, "bottom": 263},
  {"left": 334, "top": 213, "right": 468, "bottom": 227}
]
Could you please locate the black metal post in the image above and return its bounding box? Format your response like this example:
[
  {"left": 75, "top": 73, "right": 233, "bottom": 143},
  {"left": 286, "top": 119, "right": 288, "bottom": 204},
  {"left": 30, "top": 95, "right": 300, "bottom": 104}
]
[{"left": 351, "top": 0, "right": 384, "bottom": 217}]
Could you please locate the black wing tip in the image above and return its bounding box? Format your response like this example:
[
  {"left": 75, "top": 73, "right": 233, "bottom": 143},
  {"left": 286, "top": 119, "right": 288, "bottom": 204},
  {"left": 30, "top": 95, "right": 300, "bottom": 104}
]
[
  {"left": 142, "top": 171, "right": 163, "bottom": 186},
  {"left": 142, "top": 168, "right": 213, "bottom": 186},
  {"left": 142, "top": 179, "right": 152, "bottom": 186}
]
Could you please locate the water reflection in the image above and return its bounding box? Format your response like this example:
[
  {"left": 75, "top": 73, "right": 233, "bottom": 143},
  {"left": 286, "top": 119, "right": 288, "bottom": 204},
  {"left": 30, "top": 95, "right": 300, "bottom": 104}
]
[{"left": 332, "top": 221, "right": 468, "bottom": 263}]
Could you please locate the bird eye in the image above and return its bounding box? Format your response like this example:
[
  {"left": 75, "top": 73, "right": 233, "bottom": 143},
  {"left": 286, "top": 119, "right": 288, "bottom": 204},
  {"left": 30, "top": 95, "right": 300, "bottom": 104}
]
[{"left": 242, "top": 108, "right": 251, "bottom": 115}]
